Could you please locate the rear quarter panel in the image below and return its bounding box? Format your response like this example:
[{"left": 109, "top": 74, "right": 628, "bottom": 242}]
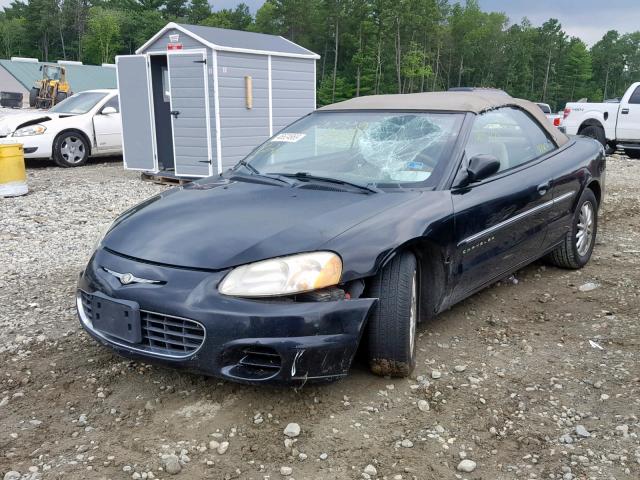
[{"left": 545, "top": 137, "right": 605, "bottom": 247}]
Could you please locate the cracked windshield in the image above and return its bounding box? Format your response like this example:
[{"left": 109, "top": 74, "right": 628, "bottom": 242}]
[{"left": 245, "top": 111, "right": 464, "bottom": 187}]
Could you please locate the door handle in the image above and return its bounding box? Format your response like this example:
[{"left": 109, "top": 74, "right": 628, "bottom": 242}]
[
  {"left": 170, "top": 110, "right": 180, "bottom": 118},
  {"left": 537, "top": 182, "right": 551, "bottom": 196},
  {"left": 621, "top": 108, "right": 629, "bottom": 114}
]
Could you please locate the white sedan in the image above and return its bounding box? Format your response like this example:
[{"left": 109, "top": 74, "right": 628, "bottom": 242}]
[{"left": 0, "top": 89, "right": 122, "bottom": 167}]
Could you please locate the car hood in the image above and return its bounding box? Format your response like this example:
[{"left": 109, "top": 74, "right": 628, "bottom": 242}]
[
  {"left": 0, "top": 111, "right": 67, "bottom": 135},
  {"left": 102, "top": 177, "right": 421, "bottom": 271}
]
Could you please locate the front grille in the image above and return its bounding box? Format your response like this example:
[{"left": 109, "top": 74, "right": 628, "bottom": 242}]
[
  {"left": 140, "top": 311, "right": 205, "bottom": 354},
  {"left": 79, "top": 291, "right": 205, "bottom": 358},
  {"left": 80, "top": 291, "right": 93, "bottom": 316}
]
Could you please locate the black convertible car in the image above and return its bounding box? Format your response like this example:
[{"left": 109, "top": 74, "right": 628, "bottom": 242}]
[{"left": 77, "top": 92, "right": 605, "bottom": 385}]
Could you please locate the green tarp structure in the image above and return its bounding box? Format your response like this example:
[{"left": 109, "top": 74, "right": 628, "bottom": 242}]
[{"left": 0, "top": 60, "right": 116, "bottom": 93}]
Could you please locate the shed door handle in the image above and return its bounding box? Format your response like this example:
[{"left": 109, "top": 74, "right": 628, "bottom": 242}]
[
  {"left": 621, "top": 108, "right": 630, "bottom": 114},
  {"left": 170, "top": 110, "right": 180, "bottom": 118}
]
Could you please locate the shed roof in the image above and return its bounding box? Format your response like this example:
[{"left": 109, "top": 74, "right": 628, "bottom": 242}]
[
  {"left": 320, "top": 92, "right": 569, "bottom": 146},
  {"left": 0, "top": 60, "right": 116, "bottom": 93},
  {"left": 137, "top": 22, "right": 319, "bottom": 59}
]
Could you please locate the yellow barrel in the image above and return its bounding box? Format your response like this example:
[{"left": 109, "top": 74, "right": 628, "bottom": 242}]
[{"left": 0, "top": 143, "right": 28, "bottom": 197}]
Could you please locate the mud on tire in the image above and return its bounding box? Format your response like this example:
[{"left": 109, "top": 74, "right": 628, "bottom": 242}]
[{"left": 367, "top": 251, "right": 418, "bottom": 377}]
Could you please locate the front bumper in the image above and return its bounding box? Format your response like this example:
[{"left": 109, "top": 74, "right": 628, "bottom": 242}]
[
  {"left": 77, "top": 248, "right": 376, "bottom": 385},
  {"left": 9, "top": 133, "right": 53, "bottom": 158}
]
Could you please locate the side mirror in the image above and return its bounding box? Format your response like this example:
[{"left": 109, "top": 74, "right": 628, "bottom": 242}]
[
  {"left": 101, "top": 106, "right": 117, "bottom": 115},
  {"left": 457, "top": 154, "right": 501, "bottom": 187}
]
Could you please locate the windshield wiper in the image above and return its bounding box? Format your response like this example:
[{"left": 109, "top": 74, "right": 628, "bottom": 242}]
[
  {"left": 269, "top": 172, "right": 382, "bottom": 194},
  {"left": 231, "top": 162, "right": 295, "bottom": 186},
  {"left": 237, "top": 159, "right": 259, "bottom": 174}
]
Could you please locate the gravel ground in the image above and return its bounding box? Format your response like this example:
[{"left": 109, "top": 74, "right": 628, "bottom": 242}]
[{"left": 0, "top": 155, "right": 638, "bottom": 480}]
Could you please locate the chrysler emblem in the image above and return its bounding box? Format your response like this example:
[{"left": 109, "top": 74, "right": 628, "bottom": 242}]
[{"left": 103, "top": 267, "right": 162, "bottom": 285}]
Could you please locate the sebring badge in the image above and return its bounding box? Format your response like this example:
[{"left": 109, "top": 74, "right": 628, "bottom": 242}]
[{"left": 103, "top": 267, "right": 162, "bottom": 285}]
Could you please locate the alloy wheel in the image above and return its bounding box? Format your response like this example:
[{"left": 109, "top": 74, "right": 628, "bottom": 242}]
[
  {"left": 576, "top": 201, "right": 594, "bottom": 256},
  {"left": 60, "top": 136, "right": 86, "bottom": 164}
]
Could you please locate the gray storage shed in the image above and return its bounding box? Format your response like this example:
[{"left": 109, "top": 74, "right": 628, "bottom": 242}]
[{"left": 116, "top": 22, "right": 319, "bottom": 178}]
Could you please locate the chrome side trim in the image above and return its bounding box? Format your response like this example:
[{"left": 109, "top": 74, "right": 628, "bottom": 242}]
[
  {"left": 553, "top": 190, "right": 577, "bottom": 204},
  {"left": 77, "top": 291, "right": 206, "bottom": 360},
  {"left": 459, "top": 190, "right": 576, "bottom": 246}
]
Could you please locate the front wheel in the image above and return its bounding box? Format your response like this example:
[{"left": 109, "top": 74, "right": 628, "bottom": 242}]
[
  {"left": 53, "top": 131, "right": 89, "bottom": 167},
  {"left": 546, "top": 189, "right": 598, "bottom": 269},
  {"left": 367, "top": 251, "right": 418, "bottom": 378}
]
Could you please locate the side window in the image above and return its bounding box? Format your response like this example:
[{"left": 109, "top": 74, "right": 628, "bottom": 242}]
[
  {"left": 465, "top": 107, "right": 556, "bottom": 174},
  {"left": 628, "top": 86, "right": 640, "bottom": 104},
  {"left": 102, "top": 96, "right": 119, "bottom": 113}
]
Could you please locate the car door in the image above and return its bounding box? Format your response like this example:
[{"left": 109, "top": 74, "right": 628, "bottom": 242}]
[
  {"left": 615, "top": 84, "right": 640, "bottom": 141},
  {"left": 93, "top": 95, "right": 122, "bottom": 152},
  {"left": 450, "top": 107, "right": 558, "bottom": 300}
]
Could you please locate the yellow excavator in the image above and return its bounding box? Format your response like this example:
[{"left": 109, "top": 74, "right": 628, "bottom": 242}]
[{"left": 29, "top": 65, "right": 72, "bottom": 109}]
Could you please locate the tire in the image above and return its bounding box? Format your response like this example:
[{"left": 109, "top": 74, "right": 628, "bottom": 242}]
[
  {"left": 53, "top": 131, "right": 89, "bottom": 167},
  {"left": 624, "top": 149, "right": 640, "bottom": 159},
  {"left": 29, "top": 88, "right": 38, "bottom": 108},
  {"left": 367, "top": 251, "right": 418, "bottom": 378},
  {"left": 580, "top": 125, "right": 607, "bottom": 148},
  {"left": 54, "top": 91, "right": 67, "bottom": 105},
  {"left": 546, "top": 189, "right": 598, "bottom": 269}
]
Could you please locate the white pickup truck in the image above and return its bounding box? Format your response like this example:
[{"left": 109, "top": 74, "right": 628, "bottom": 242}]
[{"left": 562, "top": 81, "right": 640, "bottom": 158}]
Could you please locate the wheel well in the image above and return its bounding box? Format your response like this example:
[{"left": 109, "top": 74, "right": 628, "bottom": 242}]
[
  {"left": 375, "top": 238, "right": 448, "bottom": 321},
  {"left": 587, "top": 180, "right": 601, "bottom": 206},
  {"left": 53, "top": 129, "right": 92, "bottom": 157},
  {"left": 578, "top": 119, "right": 604, "bottom": 134}
]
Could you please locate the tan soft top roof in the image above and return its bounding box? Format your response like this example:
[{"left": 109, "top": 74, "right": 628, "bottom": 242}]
[{"left": 319, "top": 91, "right": 569, "bottom": 146}]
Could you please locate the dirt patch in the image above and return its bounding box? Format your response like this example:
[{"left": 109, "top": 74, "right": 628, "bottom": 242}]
[{"left": 1, "top": 155, "right": 638, "bottom": 479}]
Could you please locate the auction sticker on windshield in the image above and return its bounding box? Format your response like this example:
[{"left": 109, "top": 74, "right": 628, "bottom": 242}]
[{"left": 271, "top": 133, "right": 306, "bottom": 143}]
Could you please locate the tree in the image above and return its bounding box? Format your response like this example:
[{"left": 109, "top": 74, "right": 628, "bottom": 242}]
[
  {"left": 164, "top": 0, "right": 188, "bottom": 18},
  {"left": 83, "top": 7, "right": 121, "bottom": 64},
  {"left": 0, "top": 17, "right": 26, "bottom": 57},
  {"left": 252, "top": 0, "right": 281, "bottom": 34},
  {"left": 401, "top": 41, "right": 432, "bottom": 93},
  {"left": 187, "top": 0, "right": 211, "bottom": 24},
  {"left": 202, "top": 3, "right": 253, "bottom": 30},
  {"left": 1, "top": 0, "right": 640, "bottom": 113}
]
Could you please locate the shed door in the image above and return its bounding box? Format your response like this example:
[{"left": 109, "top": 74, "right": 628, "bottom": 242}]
[
  {"left": 168, "top": 50, "right": 213, "bottom": 177},
  {"left": 116, "top": 55, "right": 157, "bottom": 171}
]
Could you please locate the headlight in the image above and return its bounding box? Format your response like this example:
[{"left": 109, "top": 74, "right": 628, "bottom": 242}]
[
  {"left": 12, "top": 124, "right": 47, "bottom": 137},
  {"left": 219, "top": 252, "right": 342, "bottom": 297}
]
